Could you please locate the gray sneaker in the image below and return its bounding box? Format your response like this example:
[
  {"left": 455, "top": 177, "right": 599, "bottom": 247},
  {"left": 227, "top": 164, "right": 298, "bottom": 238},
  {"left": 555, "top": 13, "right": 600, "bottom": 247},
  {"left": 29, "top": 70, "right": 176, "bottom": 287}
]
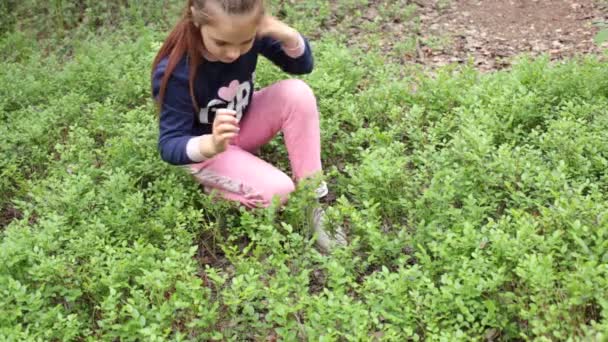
[
  {"left": 311, "top": 206, "right": 347, "bottom": 254},
  {"left": 315, "top": 181, "right": 329, "bottom": 199}
]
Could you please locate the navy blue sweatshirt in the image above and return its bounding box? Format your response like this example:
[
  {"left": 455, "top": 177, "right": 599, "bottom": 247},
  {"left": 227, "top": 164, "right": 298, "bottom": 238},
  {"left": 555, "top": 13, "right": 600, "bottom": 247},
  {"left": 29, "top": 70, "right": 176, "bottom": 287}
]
[{"left": 151, "top": 35, "right": 314, "bottom": 165}]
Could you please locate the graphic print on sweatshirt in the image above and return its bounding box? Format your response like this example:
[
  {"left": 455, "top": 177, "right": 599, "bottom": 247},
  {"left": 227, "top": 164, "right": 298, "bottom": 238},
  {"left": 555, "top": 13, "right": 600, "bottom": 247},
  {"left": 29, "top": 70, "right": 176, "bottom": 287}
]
[{"left": 199, "top": 73, "right": 255, "bottom": 124}]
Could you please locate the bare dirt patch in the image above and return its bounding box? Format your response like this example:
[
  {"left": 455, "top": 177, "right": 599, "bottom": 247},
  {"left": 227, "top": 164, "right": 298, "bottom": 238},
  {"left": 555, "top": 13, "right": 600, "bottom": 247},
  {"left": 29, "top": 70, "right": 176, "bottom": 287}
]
[
  {"left": 415, "top": 0, "right": 608, "bottom": 70},
  {"left": 0, "top": 206, "right": 23, "bottom": 230},
  {"left": 317, "top": 0, "right": 607, "bottom": 71}
]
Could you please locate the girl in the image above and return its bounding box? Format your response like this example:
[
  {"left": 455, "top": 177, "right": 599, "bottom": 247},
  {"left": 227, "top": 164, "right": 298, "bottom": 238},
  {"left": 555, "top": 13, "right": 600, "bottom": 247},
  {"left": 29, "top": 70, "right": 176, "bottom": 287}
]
[{"left": 151, "top": 0, "right": 346, "bottom": 252}]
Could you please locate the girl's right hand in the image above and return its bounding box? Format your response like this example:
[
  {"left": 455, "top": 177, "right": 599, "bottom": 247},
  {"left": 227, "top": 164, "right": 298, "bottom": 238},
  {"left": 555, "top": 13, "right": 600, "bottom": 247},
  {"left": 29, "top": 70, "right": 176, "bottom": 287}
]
[{"left": 211, "top": 108, "right": 239, "bottom": 154}]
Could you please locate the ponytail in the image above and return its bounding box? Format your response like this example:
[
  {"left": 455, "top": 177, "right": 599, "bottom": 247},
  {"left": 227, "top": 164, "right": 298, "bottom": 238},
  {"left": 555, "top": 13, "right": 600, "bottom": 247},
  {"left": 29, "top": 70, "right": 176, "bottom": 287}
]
[{"left": 151, "top": 6, "right": 203, "bottom": 113}]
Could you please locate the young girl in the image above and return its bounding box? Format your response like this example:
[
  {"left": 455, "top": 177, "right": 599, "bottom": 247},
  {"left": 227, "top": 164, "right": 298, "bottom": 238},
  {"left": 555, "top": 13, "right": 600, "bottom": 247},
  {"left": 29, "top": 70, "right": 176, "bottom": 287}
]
[{"left": 151, "top": 0, "right": 346, "bottom": 252}]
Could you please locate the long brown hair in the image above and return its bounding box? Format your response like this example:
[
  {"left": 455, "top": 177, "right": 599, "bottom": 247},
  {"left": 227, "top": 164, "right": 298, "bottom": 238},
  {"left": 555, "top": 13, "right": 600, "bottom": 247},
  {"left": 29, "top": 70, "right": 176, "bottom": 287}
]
[{"left": 151, "top": 0, "right": 264, "bottom": 113}]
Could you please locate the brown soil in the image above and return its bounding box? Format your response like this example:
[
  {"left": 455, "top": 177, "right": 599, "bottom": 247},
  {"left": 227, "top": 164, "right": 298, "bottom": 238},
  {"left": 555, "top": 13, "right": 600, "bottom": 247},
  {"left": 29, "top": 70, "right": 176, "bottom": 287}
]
[
  {"left": 0, "top": 206, "right": 23, "bottom": 230},
  {"left": 415, "top": 0, "right": 608, "bottom": 70}
]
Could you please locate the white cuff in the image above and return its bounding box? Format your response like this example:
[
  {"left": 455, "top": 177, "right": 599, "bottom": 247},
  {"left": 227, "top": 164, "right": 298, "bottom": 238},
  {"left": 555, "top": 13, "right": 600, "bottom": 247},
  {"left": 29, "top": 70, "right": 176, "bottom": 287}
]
[
  {"left": 282, "top": 34, "right": 306, "bottom": 58},
  {"left": 186, "top": 136, "right": 207, "bottom": 163}
]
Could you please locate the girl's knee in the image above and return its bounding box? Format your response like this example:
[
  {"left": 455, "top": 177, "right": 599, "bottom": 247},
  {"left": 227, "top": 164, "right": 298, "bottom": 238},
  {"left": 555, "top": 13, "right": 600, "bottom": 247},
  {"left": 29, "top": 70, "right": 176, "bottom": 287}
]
[{"left": 276, "top": 79, "right": 316, "bottom": 106}]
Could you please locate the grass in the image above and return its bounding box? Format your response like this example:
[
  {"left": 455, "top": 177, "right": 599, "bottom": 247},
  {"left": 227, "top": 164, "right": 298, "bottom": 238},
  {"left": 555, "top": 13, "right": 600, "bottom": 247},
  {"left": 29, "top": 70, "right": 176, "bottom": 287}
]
[{"left": 1, "top": 0, "right": 608, "bottom": 340}]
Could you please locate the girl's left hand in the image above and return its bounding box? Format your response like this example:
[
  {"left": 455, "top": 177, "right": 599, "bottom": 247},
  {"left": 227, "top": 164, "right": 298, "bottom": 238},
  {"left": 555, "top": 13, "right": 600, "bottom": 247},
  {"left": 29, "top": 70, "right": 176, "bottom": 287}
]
[{"left": 257, "top": 15, "right": 300, "bottom": 49}]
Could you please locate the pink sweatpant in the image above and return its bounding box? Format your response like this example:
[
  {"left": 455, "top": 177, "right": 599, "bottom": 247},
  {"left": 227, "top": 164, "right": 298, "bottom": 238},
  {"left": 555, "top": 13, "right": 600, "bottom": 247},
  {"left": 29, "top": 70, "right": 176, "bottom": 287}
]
[{"left": 189, "top": 79, "right": 322, "bottom": 208}]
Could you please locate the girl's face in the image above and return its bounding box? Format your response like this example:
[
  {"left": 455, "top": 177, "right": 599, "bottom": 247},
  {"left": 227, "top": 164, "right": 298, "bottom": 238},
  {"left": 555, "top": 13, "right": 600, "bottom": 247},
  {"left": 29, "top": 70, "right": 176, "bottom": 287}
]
[{"left": 198, "top": 2, "right": 261, "bottom": 63}]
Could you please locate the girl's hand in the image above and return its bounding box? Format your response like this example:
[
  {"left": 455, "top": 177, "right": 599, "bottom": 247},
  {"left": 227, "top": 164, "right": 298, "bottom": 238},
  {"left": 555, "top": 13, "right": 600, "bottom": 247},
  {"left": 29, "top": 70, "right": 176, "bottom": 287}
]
[
  {"left": 257, "top": 15, "right": 300, "bottom": 49},
  {"left": 212, "top": 108, "right": 239, "bottom": 153},
  {"left": 199, "top": 109, "right": 239, "bottom": 158}
]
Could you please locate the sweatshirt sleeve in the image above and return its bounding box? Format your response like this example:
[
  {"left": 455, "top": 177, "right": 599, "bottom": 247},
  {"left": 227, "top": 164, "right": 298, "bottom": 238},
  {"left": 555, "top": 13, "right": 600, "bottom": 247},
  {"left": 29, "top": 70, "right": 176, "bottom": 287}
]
[
  {"left": 258, "top": 33, "right": 314, "bottom": 75},
  {"left": 152, "top": 59, "right": 202, "bottom": 165}
]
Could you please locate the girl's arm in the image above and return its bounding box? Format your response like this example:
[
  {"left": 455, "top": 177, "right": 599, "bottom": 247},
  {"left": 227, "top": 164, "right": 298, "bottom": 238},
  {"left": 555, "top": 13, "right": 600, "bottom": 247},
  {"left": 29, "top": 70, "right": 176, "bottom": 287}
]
[
  {"left": 153, "top": 59, "right": 206, "bottom": 165},
  {"left": 153, "top": 60, "right": 239, "bottom": 164},
  {"left": 257, "top": 16, "right": 314, "bottom": 75}
]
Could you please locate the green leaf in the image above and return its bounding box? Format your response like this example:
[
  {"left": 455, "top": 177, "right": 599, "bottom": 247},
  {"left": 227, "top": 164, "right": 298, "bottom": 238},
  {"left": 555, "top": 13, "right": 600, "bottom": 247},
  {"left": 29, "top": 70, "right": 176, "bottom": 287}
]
[{"left": 594, "top": 29, "right": 608, "bottom": 45}]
